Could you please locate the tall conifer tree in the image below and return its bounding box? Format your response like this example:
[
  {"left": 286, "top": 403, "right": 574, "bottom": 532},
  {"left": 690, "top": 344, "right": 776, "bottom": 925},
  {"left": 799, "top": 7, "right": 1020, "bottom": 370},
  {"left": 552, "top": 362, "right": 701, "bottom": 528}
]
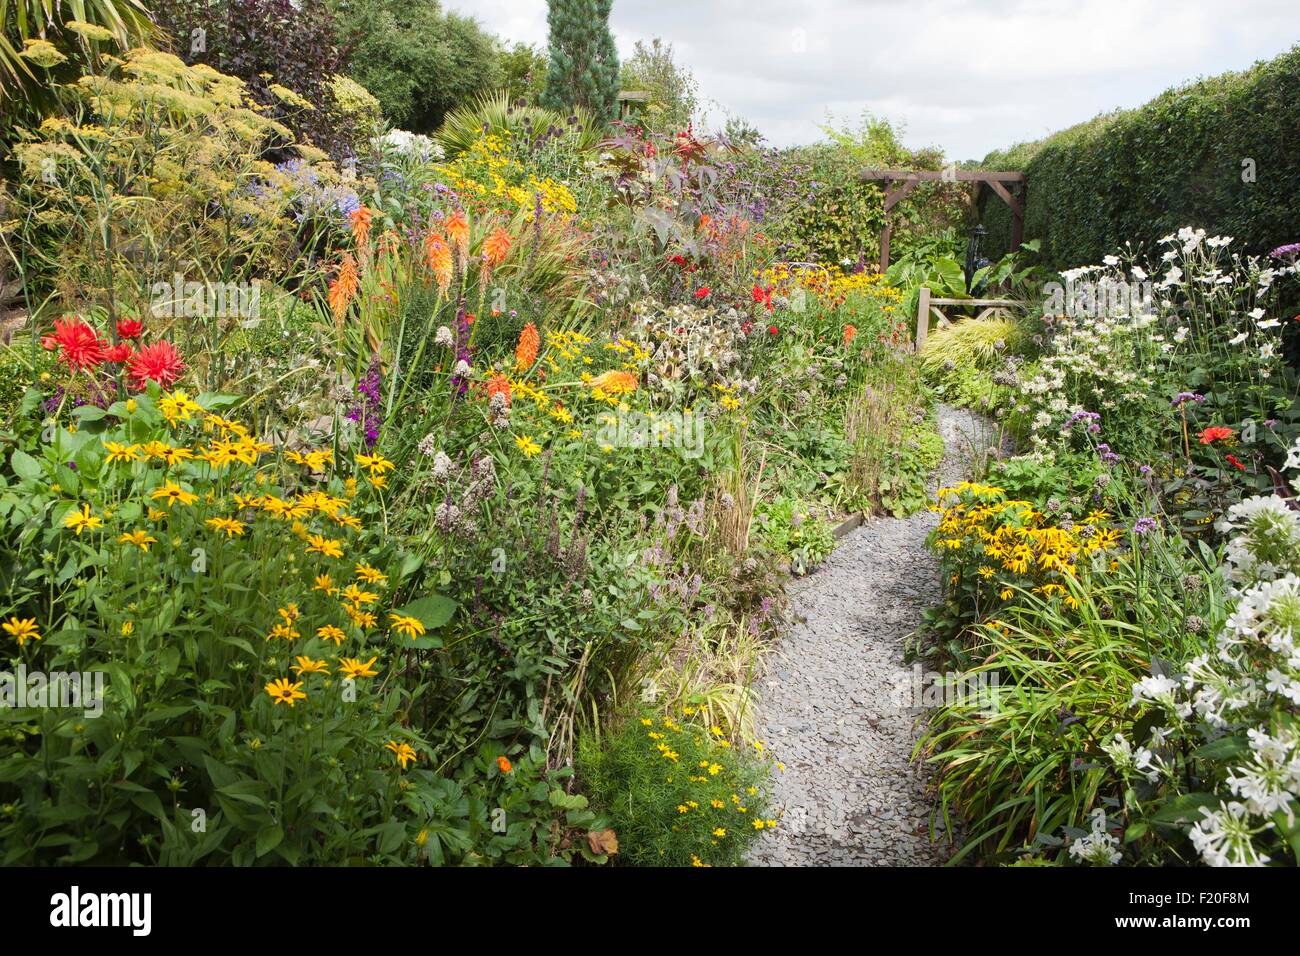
[{"left": 541, "top": 0, "right": 619, "bottom": 122}]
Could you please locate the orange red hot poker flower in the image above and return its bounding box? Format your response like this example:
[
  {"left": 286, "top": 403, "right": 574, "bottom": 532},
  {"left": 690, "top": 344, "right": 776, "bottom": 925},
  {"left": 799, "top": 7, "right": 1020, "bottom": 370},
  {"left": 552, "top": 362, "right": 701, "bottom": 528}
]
[
  {"left": 515, "top": 322, "right": 539, "bottom": 371},
  {"left": 589, "top": 370, "right": 638, "bottom": 395},
  {"left": 444, "top": 209, "right": 470, "bottom": 262},
  {"left": 328, "top": 253, "right": 359, "bottom": 319},
  {"left": 349, "top": 205, "right": 373, "bottom": 248},
  {"left": 424, "top": 233, "right": 452, "bottom": 295},
  {"left": 482, "top": 227, "right": 513, "bottom": 267}
]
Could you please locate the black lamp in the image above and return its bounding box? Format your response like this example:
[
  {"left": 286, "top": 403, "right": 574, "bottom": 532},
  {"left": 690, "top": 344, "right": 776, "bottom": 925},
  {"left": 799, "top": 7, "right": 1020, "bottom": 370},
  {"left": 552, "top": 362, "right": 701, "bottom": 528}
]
[{"left": 964, "top": 224, "right": 987, "bottom": 291}]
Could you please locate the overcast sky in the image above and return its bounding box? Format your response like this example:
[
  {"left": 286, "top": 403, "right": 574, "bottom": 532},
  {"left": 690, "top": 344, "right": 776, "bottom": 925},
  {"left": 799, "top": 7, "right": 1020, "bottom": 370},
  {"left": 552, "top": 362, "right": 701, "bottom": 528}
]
[{"left": 456, "top": 0, "right": 1298, "bottom": 161}]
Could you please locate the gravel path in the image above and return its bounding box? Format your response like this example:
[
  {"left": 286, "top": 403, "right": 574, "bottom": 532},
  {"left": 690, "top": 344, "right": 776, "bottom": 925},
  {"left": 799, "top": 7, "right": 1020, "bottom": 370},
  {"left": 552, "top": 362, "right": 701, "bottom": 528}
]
[{"left": 748, "top": 405, "right": 1000, "bottom": 866}]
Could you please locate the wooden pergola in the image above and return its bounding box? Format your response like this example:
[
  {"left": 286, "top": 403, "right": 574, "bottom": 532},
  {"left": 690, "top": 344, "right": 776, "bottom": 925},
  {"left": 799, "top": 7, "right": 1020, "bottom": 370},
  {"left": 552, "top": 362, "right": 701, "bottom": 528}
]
[{"left": 858, "top": 169, "right": 1026, "bottom": 272}]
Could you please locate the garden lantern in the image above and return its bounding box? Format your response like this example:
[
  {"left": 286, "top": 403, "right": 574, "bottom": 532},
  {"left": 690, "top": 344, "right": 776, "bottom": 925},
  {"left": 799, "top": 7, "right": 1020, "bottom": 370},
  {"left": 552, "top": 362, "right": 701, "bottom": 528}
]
[{"left": 964, "top": 224, "right": 987, "bottom": 291}]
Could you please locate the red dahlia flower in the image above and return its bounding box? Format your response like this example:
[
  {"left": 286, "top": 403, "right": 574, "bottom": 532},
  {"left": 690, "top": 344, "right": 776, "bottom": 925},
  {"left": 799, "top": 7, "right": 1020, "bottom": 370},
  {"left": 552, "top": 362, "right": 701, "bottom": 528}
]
[
  {"left": 1198, "top": 426, "right": 1234, "bottom": 445},
  {"left": 768, "top": 325, "right": 779, "bottom": 335},
  {"left": 116, "top": 319, "right": 143, "bottom": 340},
  {"left": 694, "top": 287, "right": 710, "bottom": 299},
  {"left": 126, "top": 340, "right": 185, "bottom": 392},
  {"left": 104, "top": 343, "right": 133, "bottom": 363},
  {"left": 43, "top": 318, "right": 107, "bottom": 372}
]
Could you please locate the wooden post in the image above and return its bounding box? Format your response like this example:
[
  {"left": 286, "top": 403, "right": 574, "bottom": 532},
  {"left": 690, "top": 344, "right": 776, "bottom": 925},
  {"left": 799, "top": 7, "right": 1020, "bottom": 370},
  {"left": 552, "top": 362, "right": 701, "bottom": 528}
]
[
  {"left": 879, "top": 221, "right": 892, "bottom": 273},
  {"left": 915, "top": 286, "right": 930, "bottom": 352}
]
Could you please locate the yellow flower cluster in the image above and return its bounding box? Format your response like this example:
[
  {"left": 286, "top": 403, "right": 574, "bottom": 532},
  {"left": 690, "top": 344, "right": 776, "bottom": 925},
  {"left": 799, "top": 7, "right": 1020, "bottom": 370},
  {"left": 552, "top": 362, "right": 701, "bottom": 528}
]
[
  {"left": 933, "top": 482, "right": 1119, "bottom": 606},
  {"left": 435, "top": 133, "right": 576, "bottom": 216},
  {"left": 641, "top": 712, "right": 780, "bottom": 854},
  {"left": 756, "top": 263, "right": 903, "bottom": 311}
]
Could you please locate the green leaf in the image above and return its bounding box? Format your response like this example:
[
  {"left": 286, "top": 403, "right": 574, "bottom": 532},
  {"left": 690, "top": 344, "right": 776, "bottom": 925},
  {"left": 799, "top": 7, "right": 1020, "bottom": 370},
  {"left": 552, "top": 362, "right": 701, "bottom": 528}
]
[
  {"left": 1194, "top": 735, "right": 1248, "bottom": 761},
  {"left": 255, "top": 824, "right": 284, "bottom": 858},
  {"left": 10, "top": 449, "right": 42, "bottom": 481},
  {"left": 390, "top": 594, "right": 456, "bottom": 647}
]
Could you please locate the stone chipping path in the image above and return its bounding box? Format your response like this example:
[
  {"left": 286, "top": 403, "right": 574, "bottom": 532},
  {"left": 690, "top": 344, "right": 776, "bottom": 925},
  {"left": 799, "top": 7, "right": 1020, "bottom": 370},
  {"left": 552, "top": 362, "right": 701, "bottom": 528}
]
[{"left": 748, "top": 405, "right": 1000, "bottom": 866}]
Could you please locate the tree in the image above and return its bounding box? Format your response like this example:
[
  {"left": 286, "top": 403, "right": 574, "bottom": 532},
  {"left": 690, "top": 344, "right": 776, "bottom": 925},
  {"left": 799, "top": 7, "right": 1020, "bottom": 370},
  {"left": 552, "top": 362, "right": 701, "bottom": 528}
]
[
  {"left": 620, "top": 37, "right": 696, "bottom": 133},
  {"left": 540, "top": 0, "right": 618, "bottom": 123},
  {"left": 497, "top": 41, "right": 547, "bottom": 107},
  {"left": 328, "top": 0, "right": 502, "bottom": 134}
]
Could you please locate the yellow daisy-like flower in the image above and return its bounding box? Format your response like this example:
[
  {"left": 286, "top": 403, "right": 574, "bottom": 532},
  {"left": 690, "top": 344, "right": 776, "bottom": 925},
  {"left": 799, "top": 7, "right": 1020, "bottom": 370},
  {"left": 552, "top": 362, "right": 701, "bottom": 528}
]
[
  {"left": 312, "top": 574, "right": 339, "bottom": 596},
  {"left": 388, "top": 613, "right": 426, "bottom": 640},
  {"left": 316, "top": 624, "right": 346, "bottom": 646},
  {"left": 150, "top": 481, "right": 198, "bottom": 508},
  {"left": 355, "top": 562, "right": 388, "bottom": 585},
  {"left": 266, "top": 622, "right": 299, "bottom": 642},
  {"left": 63, "top": 504, "right": 103, "bottom": 535},
  {"left": 205, "top": 516, "right": 246, "bottom": 538},
  {"left": 305, "top": 534, "right": 344, "bottom": 559},
  {"left": 385, "top": 740, "right": 418, "bottom": 769},
  {"left": 117, "top": 529, "right": 157, "bottom": 552},
  {"left": 102, "top": 441, "right": 142, "bottom": 464},
  {"left": 355, "top": 453, "right": 395, "bottom": 478},
  {"left": 265, "top": 677, "right": 306, "bottom": 707},
  {"left": 343, "top": 602, "right": 377, "bottom": 628},
  {"left": 340, "top": 584, "right": 379, "bottom": 606},
  {"left": 514, "top": 434, "right": 542, "bottom": 458},
  {"left": 2, "top": 616, "right": 41, "bottom": 646},
  {"left": 291, "top": 655, "right": 330, "bottom": 676},
  {"left": 337, "top": 656, "right": 379, "bottom": 680},
  {"left": 712, "top": 828, "right": 726, "bottom": 838}
]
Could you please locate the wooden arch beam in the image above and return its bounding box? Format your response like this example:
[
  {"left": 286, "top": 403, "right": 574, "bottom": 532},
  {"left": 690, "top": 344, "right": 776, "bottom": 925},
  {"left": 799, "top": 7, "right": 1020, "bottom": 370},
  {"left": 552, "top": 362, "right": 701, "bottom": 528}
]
[{"left": 859, "top": 169, "right": 1026, "bottom": 271}]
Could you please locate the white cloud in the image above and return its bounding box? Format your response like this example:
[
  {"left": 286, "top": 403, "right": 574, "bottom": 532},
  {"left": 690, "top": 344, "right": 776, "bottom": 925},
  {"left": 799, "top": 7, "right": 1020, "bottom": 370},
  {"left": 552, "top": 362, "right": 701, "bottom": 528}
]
[{"left": 454, "top": 0, "right": 1299, "bottom": 159}]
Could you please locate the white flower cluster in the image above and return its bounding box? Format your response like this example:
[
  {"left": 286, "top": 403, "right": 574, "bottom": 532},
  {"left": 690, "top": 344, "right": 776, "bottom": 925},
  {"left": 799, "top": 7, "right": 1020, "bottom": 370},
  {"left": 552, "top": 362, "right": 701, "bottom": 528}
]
[
  {"left": 1114, "top": 491, "right": 1300, "bottom": 866},
  {"left": 377, "top": 129, "right": 444, "bottom": 163},
  {"left": 1016, "top": 229, "right": 1293, "bottom": 443},
  {"left": 1216, "top": 495, "right": 1300, "bottom": 589},
  {"left": 1067, "top": 808, "right": 1122, "bottom": 865}
]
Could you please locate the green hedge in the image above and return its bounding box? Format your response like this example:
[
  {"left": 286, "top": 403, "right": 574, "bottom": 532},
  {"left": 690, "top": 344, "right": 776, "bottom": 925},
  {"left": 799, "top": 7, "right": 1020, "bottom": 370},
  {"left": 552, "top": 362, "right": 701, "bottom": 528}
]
[{"left": 977, "top": 45, "right": 1300, "bottom": 266}]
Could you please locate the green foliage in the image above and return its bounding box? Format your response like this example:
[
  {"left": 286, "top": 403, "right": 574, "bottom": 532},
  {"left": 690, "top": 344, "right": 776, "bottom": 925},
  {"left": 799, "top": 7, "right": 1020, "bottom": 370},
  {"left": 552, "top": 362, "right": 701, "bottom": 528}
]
[
  {"left": 917, "top": 529, "right": 1222, "bottom": 864},
  {"left": 619, "top": 37, "right": 697, "bottom": 133},
  {"left": 577, "top": 709, "right": 775, "bottom": 866},
  {"left": 435, "top": 90, "right": 600, "bottom": 160},
  {"left": 920, "top": 314, "right": 1034, "bottom": 412},
  {"left": 330, "top": 73, "right": 382, "bottom": 132},
  {"left": 540, "top": 0, "right": 618, "bottom": 123},
  {"left": 328, "top": 0, "right": 502, "bottom": 134},
  {"left": 496, "top": 41, "right": 547, "bottom": 107},
  {"left": 978, "top": 45, "right": 1300, "bottom": 265},
  {"left": 0, "top": 0, "right": 155, "bottom": 123},
  {"left": 754, "top": 497, "right": 835, "bottom": 570}
]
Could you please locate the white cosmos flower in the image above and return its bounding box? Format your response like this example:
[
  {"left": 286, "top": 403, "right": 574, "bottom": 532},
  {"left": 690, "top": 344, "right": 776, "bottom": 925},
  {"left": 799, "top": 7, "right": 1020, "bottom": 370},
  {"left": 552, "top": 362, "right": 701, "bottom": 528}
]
[{"left": 1229, "top": 331, "right": 1249, "bottom": 346}]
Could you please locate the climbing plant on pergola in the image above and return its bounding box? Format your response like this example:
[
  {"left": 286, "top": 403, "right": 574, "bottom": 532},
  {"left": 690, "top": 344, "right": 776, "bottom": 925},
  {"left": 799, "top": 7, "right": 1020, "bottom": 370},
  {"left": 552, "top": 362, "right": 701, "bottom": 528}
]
[{"left": 858, "top": 169, "right": 1026, "bottom": 272}]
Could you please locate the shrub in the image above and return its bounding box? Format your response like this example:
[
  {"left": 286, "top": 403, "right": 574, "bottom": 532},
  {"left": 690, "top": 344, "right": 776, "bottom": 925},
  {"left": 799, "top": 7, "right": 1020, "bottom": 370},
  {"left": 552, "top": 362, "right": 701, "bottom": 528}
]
[
  {"left": 577, "top": 708, "right": 776, "bottom": 866},
  {"left": 155, "top": 0, "right": 352, "bottom": 156},
  {"left": 978, "top": 45, "right": 1300, "bottom": 266},
  {"left": 619, "top": 37, "right": 698, "bottom": 133},
  {"left": 329, "top": 0, "right": 503, "bottom": 134}
]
